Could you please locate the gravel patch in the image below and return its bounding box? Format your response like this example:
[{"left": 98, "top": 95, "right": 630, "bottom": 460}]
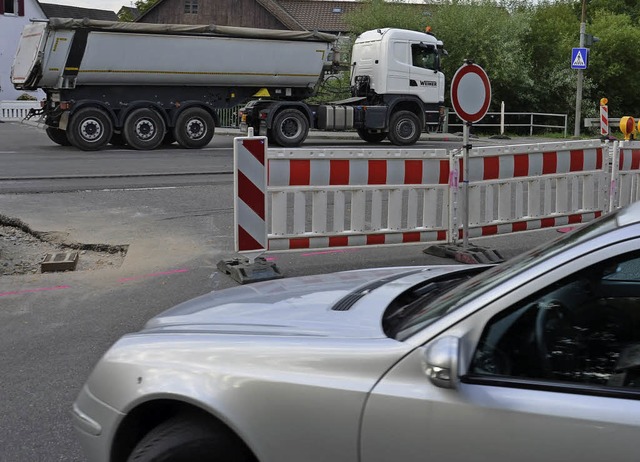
[{"left": 0, "top": 215, "right": 127, "bottom": 276}]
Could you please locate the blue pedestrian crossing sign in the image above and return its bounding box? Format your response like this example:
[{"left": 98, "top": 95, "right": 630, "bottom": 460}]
[{"left": 571, "top": 48, "right": 588, "bottom": 69}]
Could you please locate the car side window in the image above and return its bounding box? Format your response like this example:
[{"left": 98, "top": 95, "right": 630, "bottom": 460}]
[{"left": 470, "top": 252, "right": 640, "bottom": 389}]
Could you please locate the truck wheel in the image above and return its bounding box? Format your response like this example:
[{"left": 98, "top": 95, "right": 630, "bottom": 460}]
[
  {"left": 127, "top": 415, "right": 254, "bottom": 462},
  {"left": 45, "top": 127, "right": 72, "bottom": 146},
  {"left": 357, "top": 128, "right": 387, "bottom": 143},
  {"left": 271, "top": 108, "right": 308, "bottom": 147},
  {"left": 174, "top": 107, "right": 215, "bottom": 149},
  {"left": 123, "top": 108, "right": 166, "bottom": 150},
  {"left": 388, "top": 111, "right": 421, "bottom": 146},
  {"left": 67, "top": 107, "right": 113, "bottom": 151}
]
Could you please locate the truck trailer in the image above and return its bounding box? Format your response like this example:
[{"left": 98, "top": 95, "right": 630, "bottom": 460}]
[{"left": 11, "top": 19, "right": 446, "bottom": 151}]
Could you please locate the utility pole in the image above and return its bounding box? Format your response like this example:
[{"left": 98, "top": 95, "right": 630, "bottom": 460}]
[{"left": 573, "top": 0, "right": 586, "bottom": 137}]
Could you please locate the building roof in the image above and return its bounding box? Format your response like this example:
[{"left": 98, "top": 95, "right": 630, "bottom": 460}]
[
  {"left": 118, "top": 5, "right": 142, "bottom": 21},
  {"left": 254, "top": 0, "right": 306, "bottom": 31},
  {"left": 38, "top": 2, "right": 118, "bottom": 21},
  {"left": 135, "top": 0, "right": 359, "bottom": 33},
  {"left": 278, "top": 0, "right": 361, "bottom": 33}
]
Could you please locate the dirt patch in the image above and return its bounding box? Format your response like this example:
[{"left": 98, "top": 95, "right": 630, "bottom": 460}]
[{"left": 0, "top": 215, "right": 127, "bottom": 276}]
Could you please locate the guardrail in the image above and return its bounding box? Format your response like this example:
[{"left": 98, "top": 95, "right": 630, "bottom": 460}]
[
  {"left": 0, "top": 100, "right": 39, "bottom": 121},
  {"left": 447, "top": 111, "right": 568, "bottom": 136}
]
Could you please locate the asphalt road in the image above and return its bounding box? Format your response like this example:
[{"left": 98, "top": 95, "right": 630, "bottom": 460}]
[{"left": 0, "top": 121, "right": 562, "bottom": 461}]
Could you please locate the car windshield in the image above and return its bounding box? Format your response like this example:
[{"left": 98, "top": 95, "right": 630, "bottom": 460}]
[{"left": 391, "top": 212, "right": 620, "bottom": 341}]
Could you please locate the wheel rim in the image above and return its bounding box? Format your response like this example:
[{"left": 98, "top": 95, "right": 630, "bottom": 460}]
[
  {"left": 279, "top": 117, "right": 302, "bottom": 139},
  {"left": 134, "top": 118, "right": 157, "bottom": 141},
  {"left": 79, "top": 118, "right": 103, "bottom": 142},
  {"left": 396, "top": 118, "right": 416, "bottom": 140},
  {"left": 185, "top": 117, "right": 206, "bottom": 141}
]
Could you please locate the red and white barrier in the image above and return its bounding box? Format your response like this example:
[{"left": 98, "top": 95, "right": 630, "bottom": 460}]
[
  {"left": 231, "top": 137, "right": 626, "bottom": 257},
  {"left": 463, "top": 140, "right": 608, "bottom": 238},
  {"left": 233, "top": 136, "right": 268, "bottom": 255},
  {"left": 611, "top": 140, "right": 640, "bottom": 209},
  {"left": 267, "top": 148, "right": 452, "bottom": 251}
]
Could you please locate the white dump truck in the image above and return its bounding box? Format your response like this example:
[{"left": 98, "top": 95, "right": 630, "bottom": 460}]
[{"left": 12, "top": 19, "right": 446, "bottom": 151}]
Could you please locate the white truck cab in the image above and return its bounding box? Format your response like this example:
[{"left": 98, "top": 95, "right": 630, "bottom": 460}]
[{"left": 351, "top": 28, "right": 445, "bottom": 106}]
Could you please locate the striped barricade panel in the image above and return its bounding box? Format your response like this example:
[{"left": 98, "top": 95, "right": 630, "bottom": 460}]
[
  {"left": 234, "top": 137, "right": 268, "bottom": 254},
  {"left": 266, "top": 148, "right": 452, "bottom": 251},
  {"left": 463, "top": 140, "right": 608, "bottom": 237},
  {"left": 614, "top": 141, "right": 640, "bottom": 209}
]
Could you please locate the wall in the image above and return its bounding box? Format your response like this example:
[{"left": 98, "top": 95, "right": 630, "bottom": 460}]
[{"left": 0, "top": 0, "right": 45, "bottom": 101}]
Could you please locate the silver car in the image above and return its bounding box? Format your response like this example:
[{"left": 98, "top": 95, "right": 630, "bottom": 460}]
[{"left": 74, "top": 202, "right": 640, "bottom": 462}]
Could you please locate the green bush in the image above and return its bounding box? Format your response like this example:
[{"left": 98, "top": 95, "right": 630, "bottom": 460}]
[{"left": 16, "top": 93, "right": 37, "bottom": 101}]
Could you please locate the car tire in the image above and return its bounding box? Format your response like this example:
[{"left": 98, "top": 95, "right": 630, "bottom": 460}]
[
  {"left": 173, "top": 107, "right": 215, "bottom": 149},
  {"left": 66, "top": 107, "right": 113, "bottom": 151},
  {"left": 387, "top": 110, "right": 421, "bottom": 146},
  {"left": 271, "top": 108, "right": 308, "bottom": 147},
  {"left": 123, "top": 108, "right": 166, "bottom": 150},
  {"left": 45, "top": 126, "right": 72, "bottom": 146},
  {"left": 356, "top": 128, "right": 387, "bottom": 143},
  {"left": 127, "top": 415, "right": 254, "bottom": 462}
]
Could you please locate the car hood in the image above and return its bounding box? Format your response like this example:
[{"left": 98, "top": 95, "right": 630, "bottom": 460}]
[{"left": 143, "top": 265, "right": 464, "bottom": 339}]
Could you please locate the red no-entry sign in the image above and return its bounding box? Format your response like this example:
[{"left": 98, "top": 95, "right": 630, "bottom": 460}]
[{"left": 451, "top": 63, "right": 491, "bottom": 123}]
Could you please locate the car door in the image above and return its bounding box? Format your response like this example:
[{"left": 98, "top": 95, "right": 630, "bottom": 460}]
[{"left": 360, "top": 241, "right": 640, "bottom": 462}]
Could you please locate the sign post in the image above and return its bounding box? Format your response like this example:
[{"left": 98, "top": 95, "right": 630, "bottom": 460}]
[{"left": 450, "top": 61, "right": 491, "bottom": 249}]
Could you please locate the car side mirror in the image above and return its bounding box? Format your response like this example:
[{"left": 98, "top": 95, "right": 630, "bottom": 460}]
[{"left": 423, "top": 336, "right": 459, "bottom": 389}]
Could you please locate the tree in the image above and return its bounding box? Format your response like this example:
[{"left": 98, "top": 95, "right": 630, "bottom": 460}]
[
  {"left": 345, "top": 0, "right": 428, "bottom": 37},
  {"left": 588, "top": 10, "right": 640, "bottom": 117},
  {"left": 429, "top": 0, "right": 536, "bottom": 112},
  {"left": 118, "top": 0, "right": 159, "bottom": 22}
]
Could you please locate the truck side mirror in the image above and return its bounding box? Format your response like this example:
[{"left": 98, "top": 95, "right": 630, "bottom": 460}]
[{"left": 422, "top": 336, "right": 459, "bottom": 389}]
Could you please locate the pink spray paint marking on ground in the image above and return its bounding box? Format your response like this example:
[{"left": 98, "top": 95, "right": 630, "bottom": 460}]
[
  {"left": 118, "top": 268, "right": 189, "bottom": 283},
  {"left": 301, "top": 249, "right": 359, "bottom": 257},
  {"left": 0, "top": 285, "right": 71, "bottom": 297}
]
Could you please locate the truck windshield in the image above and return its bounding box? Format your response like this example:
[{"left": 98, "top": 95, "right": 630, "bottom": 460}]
[{"left": 411, "top": 44, "right": 437, "bottom": 71}]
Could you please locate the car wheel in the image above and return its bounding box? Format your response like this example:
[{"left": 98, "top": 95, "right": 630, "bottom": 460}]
[
  {"left": 271, "top": 108, "right": 308, "bottom": 147},
  {"left": 45, "top": 126, "right": 72, "bottom": 146},
  {"left": 173, "top": 107, "right": 215, "bottom": 149},
  {"left": 67, "top": 107, "right": 113, "bottom": 151},
  {"left": 388, "top": 110, "right": 421, "bottom": 146},
  {"left": 357, "top": 128, "right": 387, "bottom": 143},
  {"left": 127, "top": 415, "right": 254, "bottom": 462},
  {"left": 123, "top": 108, "right": 166, "bottom": 150}
]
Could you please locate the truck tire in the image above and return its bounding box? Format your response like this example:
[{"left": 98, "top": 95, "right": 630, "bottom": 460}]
[
  {"left": 357, "top": 128, "right": 387, "bottom": 143},
  {"left": 127, "top": 415, "right": 254, "bottom": 462},
  {"left": 123, "top": 108, "right": 166, "bottom": 150},
  {"left": 174, "top": 107, "right": 215, "bottom": 149},
  {"left": 388, "top": 111, "right": 421, "bottom": 146},
  {"left": 45, "top": 127, "right": 72, "bottom": 146},
  {"left": 271, "top": 108, "right": 308, "bottom": 147},
  {"left": 66, "top": 107, "right": 113, "bottom": 151}
]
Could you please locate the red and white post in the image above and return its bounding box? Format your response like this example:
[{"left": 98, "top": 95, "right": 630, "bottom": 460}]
[
  {"left": 233, "top": 131, "right": 268, "bottom": 260},
  {"left": 600, "top": 97, "right": 609, "bottom": 137}
]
